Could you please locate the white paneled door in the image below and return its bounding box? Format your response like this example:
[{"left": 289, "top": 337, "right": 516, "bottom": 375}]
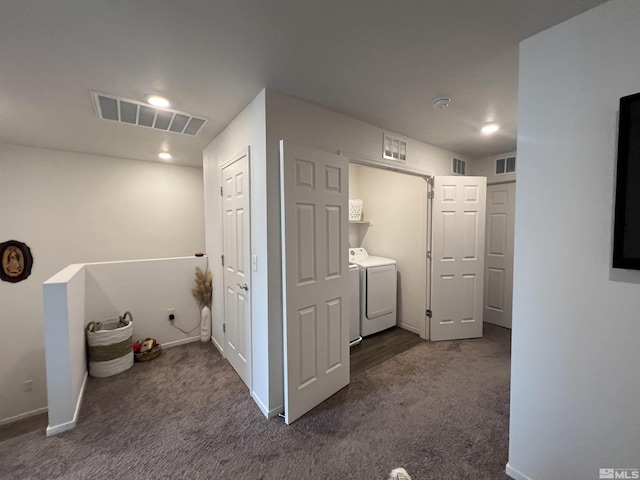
[
  {"left": 280, "top": 140, "right": 349, "bottom": 425},
  {"left": 430, "top": 176, "right": 487, "bottom": 341},
  {"left": 221, "top": 149, "right": 251, "bottom": 388},
  {"left": 484, "top": 182, "right": 515, "bottom": 329}
]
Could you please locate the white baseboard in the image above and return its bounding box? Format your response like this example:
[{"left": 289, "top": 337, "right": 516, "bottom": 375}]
[
  {"left": 46, "top": 371, "right": 88, "bottom": 437},
  {"left": 210, "top": 335, "right": 225, "bottom": 356},
  {"left": 73, "top": 371, "right": 88, "bottom": 423},
  {"left": 0, "top": 406, "right": 48, "bottom": 426},
  {"left": 161, "top": 336, "right": 200, "bottom": 349},
  {"left": 506, "top": 462, "right": 534, "bottom": 480},
  {"left": 485, "top": 319, "right": 513, "bottom": 330},
  {"left": 46, "top": 418, "right": 76, "bottom": 436},
  {"left": 250, "top": 391, "right": 283, "bottom": 419},
  {"left": 267, "top": 404, "right": 284, "bottom": 419},
  {"left": 398, "top": 323, "right": 421, "bottom": 335},
  {"left": 250, "top": 391, "right": 269, "bottom": 417}
]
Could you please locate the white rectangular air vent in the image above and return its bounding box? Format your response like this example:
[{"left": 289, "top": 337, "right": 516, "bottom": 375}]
[
  {"left": 496, "top": 156, "right": 516, "bottom": 174},
  {"left": 91, "top": 91, "right": 209, "bottom": 136},
  {"left": 383, "top": 133, "right": 407, "bottom": 161},
  {"left": 452, "top": 158, "right": 466, "bottom": 175}
]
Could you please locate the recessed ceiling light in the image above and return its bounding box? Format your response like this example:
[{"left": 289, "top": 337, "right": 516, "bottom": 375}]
[
  {"left": 158, "top": 152, "right": 172, "bottom": 160},
  {"left": 481, "top": 123, "right": 500, "bottom": 135},
  {"left": 147, "top": 95, "right": 170, "bottom": 108}
]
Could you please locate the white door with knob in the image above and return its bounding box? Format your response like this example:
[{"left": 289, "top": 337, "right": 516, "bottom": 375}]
[
  {"left": 280, "top": 140, "right": 350, "bottom": 425},
  {"left": 430, "top": 175, "right": 487, "bottom": 341},
  {"left": 221, "top": 149, "right": 251, "bottom": 388}
]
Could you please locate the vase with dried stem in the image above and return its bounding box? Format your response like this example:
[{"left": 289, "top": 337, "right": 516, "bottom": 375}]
[{"left": 192, "top": 266, "right": 213, "bottom": 342}]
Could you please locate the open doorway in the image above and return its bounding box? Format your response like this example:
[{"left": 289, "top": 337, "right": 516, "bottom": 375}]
[
  {"left": 280, "top": 142, "right": 489, "bottom": 423},
  {"left": 349, "top": 163, "right": 429, "bottom": 336},
  {"left": 347, "top": 158, "right": 488, "bottom": 365},
  {"left": 347, "top": 162, "right": 429, "bottom": 373}
]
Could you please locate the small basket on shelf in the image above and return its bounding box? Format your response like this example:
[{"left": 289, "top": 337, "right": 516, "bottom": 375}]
[{"left": 349, "top": 199, "right": 363, "bottom": 221}]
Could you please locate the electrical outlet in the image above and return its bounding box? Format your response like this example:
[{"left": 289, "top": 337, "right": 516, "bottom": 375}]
[
  {"left": 167, "top": 308, "right": 176, "bottom": 322},
  {"left": 24, "top": 379, "right": 34, "bottom": 392}
]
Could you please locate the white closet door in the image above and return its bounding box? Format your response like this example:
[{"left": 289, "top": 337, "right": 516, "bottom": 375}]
[
  {"left": 280, "top": 140, "right": 349, "bottom": 425},
  {"left": 430, "top": 176, "right": 487, "bottom": 341},
  {"left": 484, "top": 182, "right": 515, "bottom": 329},
  {"left": 221, "top": 150, "right": 251, "bottom": 388}
]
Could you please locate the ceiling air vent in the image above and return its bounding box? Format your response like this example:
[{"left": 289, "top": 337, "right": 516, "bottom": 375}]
[{"left": 91, "top": 91, "right": 209, "bottom": 137}]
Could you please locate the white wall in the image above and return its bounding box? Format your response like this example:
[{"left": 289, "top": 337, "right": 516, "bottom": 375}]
[
  {"left": 202, "top": 90, "right": 273, "bottom": 415},
  {"left": 43, "top": 264, "right": 86, "bottom": 435},
  {"left": 508, "top": 1, "right": 640, "bottom": 479},
  {"left": 204, "top": 89, "right": 480, "bottom": 417},
  {"left": 473, "top": 151, "right": 517, "bottom": 184},
  {"left": 351, "top": 164, "right": 428, "bottom": 336},
  {"left": 265, "top": 90, "right": 472, "bottom": 411},
  {"left": 348, "top": 164, "right": 362, "bottom": 247},
  {"left": 85, "top": 257, "right": 207, "bottom": 346},
  {"left": 43, "top": 256, "right": 205, "bottom": 434},
  {"left": 0, "top": 144, "right": 205, "bottom": 424},
  {"left": 267, "top": 90, "right": 466, "bottom": 177}
]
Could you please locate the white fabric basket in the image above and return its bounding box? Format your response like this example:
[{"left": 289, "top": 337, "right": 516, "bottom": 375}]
[{"left": 86, "top": 312, "right": 134, "bottom": 378}]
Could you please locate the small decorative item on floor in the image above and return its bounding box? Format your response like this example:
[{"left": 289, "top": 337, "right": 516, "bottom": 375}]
[
  {"left": 85, "top": 311, "right": 134, "bottom": 378},
  {"left": 192, "top": 266, "right": 213, "bottom": 342},
  {"left": 133, "top": 337, "right": 161, "bottom": 362}
]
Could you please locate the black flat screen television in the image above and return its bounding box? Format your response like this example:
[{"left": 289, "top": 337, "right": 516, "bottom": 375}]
[{"left": 613, "top": 91, "right": 640, "bottom": 270}]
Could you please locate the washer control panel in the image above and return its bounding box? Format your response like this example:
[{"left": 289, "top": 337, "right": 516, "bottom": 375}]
[{"left": 349, "top": 248, "right": 369, "bottom": 263}]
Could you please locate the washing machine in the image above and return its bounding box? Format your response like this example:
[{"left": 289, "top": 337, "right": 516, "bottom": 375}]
[{"left": 349, "top": 248, "right": 397, "bottom": 337}]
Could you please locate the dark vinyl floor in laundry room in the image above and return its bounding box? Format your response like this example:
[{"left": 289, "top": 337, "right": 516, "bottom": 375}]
[{"left": 350, "top": 326, "right": 425, "bottom": 376}]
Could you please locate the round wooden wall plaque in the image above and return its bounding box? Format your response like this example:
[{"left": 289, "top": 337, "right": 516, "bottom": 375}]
[{"left": 0, "top": 240, "right": 33, "bottom": 283}]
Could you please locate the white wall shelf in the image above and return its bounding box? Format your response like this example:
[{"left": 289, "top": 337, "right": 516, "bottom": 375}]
[{"left": 349, "top": 220, "right": 373, "bottom": 226}]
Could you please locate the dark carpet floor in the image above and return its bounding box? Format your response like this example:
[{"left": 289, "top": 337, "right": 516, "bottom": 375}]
[{"left": 0, "top": 324, "right": 511, "bottom": 480}]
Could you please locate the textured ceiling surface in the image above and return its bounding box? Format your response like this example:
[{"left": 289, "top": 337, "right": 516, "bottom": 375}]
[{"left": 0, "top": 1, "right": 607, "bottom": 166}]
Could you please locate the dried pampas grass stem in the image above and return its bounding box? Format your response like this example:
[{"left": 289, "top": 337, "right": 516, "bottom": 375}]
[{"left": 192, "top": 267, "right": 212, "bottom": 309}]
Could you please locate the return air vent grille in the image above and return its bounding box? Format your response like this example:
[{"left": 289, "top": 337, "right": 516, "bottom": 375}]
[
  {"left": 91, "top": 91, "right": 209, "bottom": 136},
  {"left": 383, "top": 133, "right": 407, "bottom": 162},
  {"left": 496, "top": 156, "right": 516, "bottom": 175},
  {"left": 452, "top": 158, "right": 466, "bottom": 175}
]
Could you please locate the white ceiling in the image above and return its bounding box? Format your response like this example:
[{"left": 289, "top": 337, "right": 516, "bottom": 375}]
[{"left": 0, "top": 1, "right": 607, "bottom": 167}]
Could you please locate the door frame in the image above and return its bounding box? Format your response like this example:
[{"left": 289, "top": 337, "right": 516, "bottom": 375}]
[
  {"left": 484, "top": 180, "right": 516, "bottom": 329},
  {"left": 338, "top": 150, "right": 433, "bottom": 340},
  {"left": 219, "top": 147, "right": 252, "bottom": 390}
]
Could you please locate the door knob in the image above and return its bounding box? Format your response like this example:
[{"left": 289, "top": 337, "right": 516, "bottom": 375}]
[{"left": 237, "top": 283, "right": 249, "bottom": 291}]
